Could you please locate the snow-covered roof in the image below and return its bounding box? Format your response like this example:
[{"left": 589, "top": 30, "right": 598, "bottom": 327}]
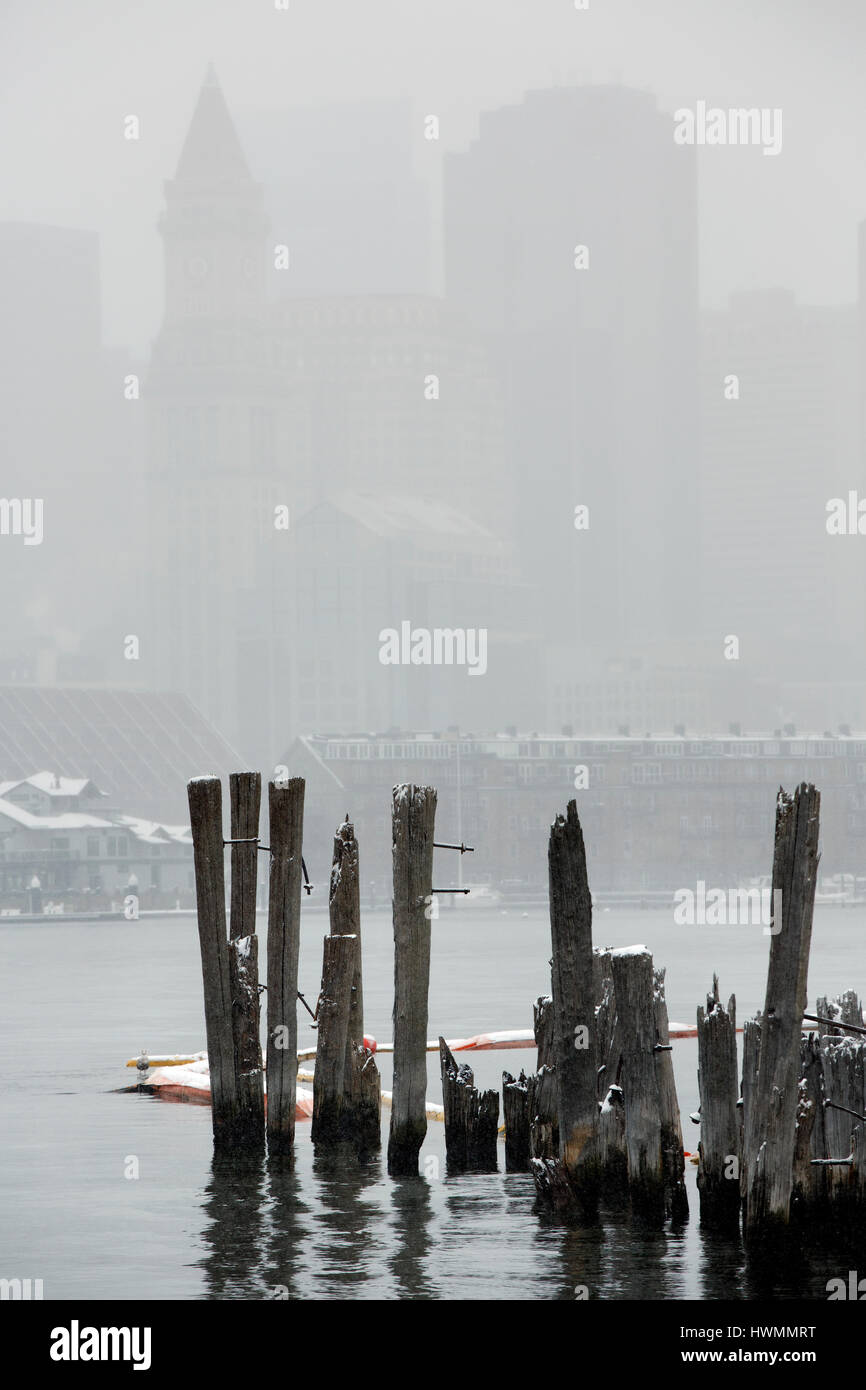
[
  {"left": 317, "top": 493, "right": 500, "bottom": 543},
  {"left": 0, "top": 772, "right": 105, "bottom": 799},
  {"left": 118, "top": 816, "right": 192, "bottom": 846},
  {"left": 0, "top": 797, "right": 114, "bottom": 831}
]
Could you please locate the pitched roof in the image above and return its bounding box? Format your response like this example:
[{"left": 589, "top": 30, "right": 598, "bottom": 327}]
[{"left": 0, "top": 687, "right": 244, "bottom": 822}]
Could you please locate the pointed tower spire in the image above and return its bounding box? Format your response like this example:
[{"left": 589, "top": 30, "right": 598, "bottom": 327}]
[{"left": 174, "top": 67, "right": 252, "bottom": 183}]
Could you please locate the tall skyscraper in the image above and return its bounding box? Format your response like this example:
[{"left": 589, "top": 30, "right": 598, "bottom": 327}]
[{"left": 445, "top": 84, "right": 700, "bottom": 653}]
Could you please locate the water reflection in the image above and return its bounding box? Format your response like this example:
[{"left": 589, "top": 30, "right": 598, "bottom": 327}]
[
  {"left": 198, "top": 1152, "right": 269, "bottom": 1299},
  {"left": 309, "top": 1147, "right": 384, "bottom": 1297},
  {"left": 265, "top": 1154, "right": 308, "bottom": 1300},
  {"left": 389, "top": 1177, "right": 435, "bottom": 1299}
]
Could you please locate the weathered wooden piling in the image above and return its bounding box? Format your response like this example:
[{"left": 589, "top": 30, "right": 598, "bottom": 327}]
[
  {"left": 329, "top": 816, "right": 381, "bottom": 1151},
  {"left": 188, "top": 776, "right": 239, "bottom": 1150},
  {"left": 742, "top": 783, "right": 820, "bottom": 1241},
  {"left": 696, "top": 976, "right": 740, "bottom": 1229},
  {"left": 311, "top": 933, "right": 356, "bottom": 1145},
  {"left": 654, "top": 967, "right": 688, "bottom": 1220},
  {"left": 528, "top": 995, "right": 558, "bottom": 1159},
  {"left": 548, "top": 801, "right": 599, "bottom": 1204},
  {"left": 503, "top": 1070, "right": 532, "bottom": 1172},
  {"left": 609, "top": 947, "right": 665, "bottom": 1222},
  {"left": 266, "top": 777, "right": 305, "bottom": 1156},
  {"left": 227, "top": 772, "right": 264, "bottom": 1146},
  {"left": 388, "top": 783, "right": 437, "bottom": 1176},
  {"left": 439, "top": 1039, "right": 499, "bottom": 1172}
]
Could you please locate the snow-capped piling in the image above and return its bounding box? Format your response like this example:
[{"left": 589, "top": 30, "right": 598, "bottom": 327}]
[
  {"left": 187, "top": 775, "right": 243, "bottom": 1151},
  {"left": 228, "top": 773, "right": 265, "bottom": 1146},
  {"left": 439, "top": 1038, "right": 499, "bottom": 1171},
  {"left": 387, "top": 783, "right": 437, "bottom": 1177},
  {"left": 547, "top": 800, "right": 600, "bottom": 1210},
  {"left": 266, "top": 776, "right": 305, "bottom": 1156},
  {"left": 311, "top": 933, "right": 357, "bottom": 1145},
  {"left": 742, "top": 783, "right": 820, "bottom": 1242},
  {"left": 330, "top": 817, "right": 381, "bottom": 1152},
  {"left": 696, "top": 976, "right": 740, "bottom": 1230}
]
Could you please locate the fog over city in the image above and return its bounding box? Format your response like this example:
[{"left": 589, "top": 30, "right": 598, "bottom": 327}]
[{"left": 1, "top": 0, "right": 865, "bottom": 893}]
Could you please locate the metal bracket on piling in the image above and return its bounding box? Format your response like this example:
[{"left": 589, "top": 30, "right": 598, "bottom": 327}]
[
  {"left": 432, "top": 888, "right": 471, "bottom": 894},
  {"left": 823, "top": 1098, "right": 866, "bottom": 1123},
  {"left": 811, "top": 1155, "right": 854, "bottom": 1167},
  {"left": 803, "top": 1013, "right": 866, "bottom": 1037},
  {"left": 434, "top": 841, "right": 475, "bottom": 854}
]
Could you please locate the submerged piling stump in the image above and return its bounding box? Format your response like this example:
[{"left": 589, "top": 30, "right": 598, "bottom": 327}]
[
  {"left": 439, "top": 1039, "right": 499, "bottom": 1172},
  {"left": 696, "top": 976, "right": 739, "bottom": 1230},
  {"left": 311, "top": 933, "right": 356, "bottom": 1145},
  {"left": 329, "top": 816, "right": 380, "bottom": 1151}
]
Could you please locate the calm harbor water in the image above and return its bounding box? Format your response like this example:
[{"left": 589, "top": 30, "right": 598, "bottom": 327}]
[{"left": 1, "top": 903, "right": 863, "bottom": 1301}]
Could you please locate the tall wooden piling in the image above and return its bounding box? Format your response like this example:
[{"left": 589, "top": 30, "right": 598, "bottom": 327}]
[
  {"left": 188, "top": 776, "right": 238, "bottom": 1150},
  {"left": 227, "top": 773, "right": 264, "bottom": 1146},
  {"left": 330, "top": 816, "right": 381, "bottom": 1151},
  {"left": 696, "top": 976, "right": 740, "bottom": 1229},
  {"left": 266, "top": 777, "right": 305, "bottom": 1156},
  {"left": 439, "top": 1039, "right": 499, "bottom": 1172},
  {"left": 743, "top": 783, "right": 820, "bottom": 1241},
  {"left": 388, "top": 783, "right": 437, "bottom": 1176},
  {"left": 609, "top": 947, "right": 665, "bottom": 1222},
  {"left": 548, "top": 801, "right": 599, "bottom": 1205},
  {"left": 311, "top": 933, "right": 356, "bottom": 1145},
  {"left": 654, "top": 967, "right": 688, "bottom": 1220}
]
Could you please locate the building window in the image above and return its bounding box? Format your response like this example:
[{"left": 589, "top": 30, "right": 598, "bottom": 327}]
[{"left": 87, "top": 837, "right": 99, "bottom": 858}]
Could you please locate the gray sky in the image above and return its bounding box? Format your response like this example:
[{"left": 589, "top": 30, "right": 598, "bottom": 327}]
[{"left": 1, "top": 0, "right": 864, "bottom": 352}]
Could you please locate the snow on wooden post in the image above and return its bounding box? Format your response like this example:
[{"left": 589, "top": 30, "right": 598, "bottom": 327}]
[
  {"left": 330, "top": 816, "right": 380, "bottom": 1151},
  {"left": 609, "top": 946, "right": 665, "bottom": 1223},
  {"left": 743, "top": 783, "right": 820, "bottom": 1242},
  {"left": 311, "top": 933, "right": 356, "bottom": 1145},
  {"left": 439, "top": 1038, "right": 499, "bottom": 1172},
  {"left": 548, "top": 800, "right": 599, "bottom": 1208},
  {"left": 187, "top": 775, "right": 238, "bottom": 1150},
  {"left": 227, "top": 772, "right": 264, "bottom": 1148},
  {"left": 387, "top": 783, "right": 436, "bottom": 1177},
  {"left": 696, "top": 976, "right": 740, "bottom": 1230},
  {"left": 266, "top": 776, "right": 305, "bottom": 1157}
]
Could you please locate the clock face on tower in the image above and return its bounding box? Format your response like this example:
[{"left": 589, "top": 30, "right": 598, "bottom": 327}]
[{"left": 185, "top": 253, "right": 210, "bottom": 282}]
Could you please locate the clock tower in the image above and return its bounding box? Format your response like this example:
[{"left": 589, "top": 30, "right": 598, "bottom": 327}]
[
  {"left": 158, "top": 63, "right": 269, "bottom": 324},
  {"left": 146, "top": 67, "right": 293, "bottom": 757}
]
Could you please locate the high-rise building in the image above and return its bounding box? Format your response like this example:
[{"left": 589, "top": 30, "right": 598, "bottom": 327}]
[
  {"left": 700, "top": 289, "right": 861, "bottom": 683},
  {"left": 445, "top": 84, "right": 701, "bottom": 651}
]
